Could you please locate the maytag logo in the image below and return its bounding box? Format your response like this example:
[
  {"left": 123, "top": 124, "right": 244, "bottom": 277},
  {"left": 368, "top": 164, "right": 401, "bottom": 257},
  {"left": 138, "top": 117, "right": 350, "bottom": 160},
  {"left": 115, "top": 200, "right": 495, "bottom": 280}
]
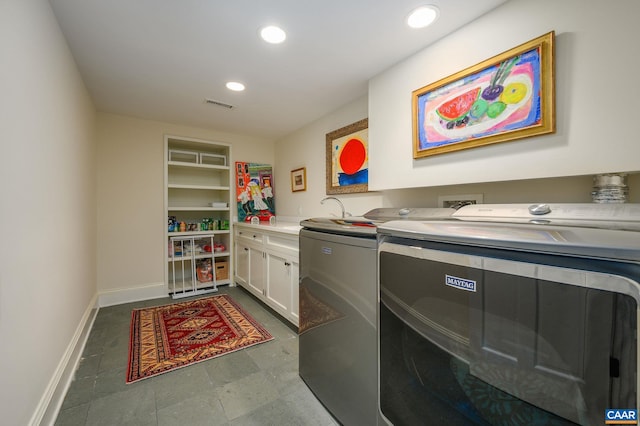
[
  {"left": 606, "top": 409, "right": 638, "bottom": 425},
  {"left": 445, "top": 275, "right": 476, "bottom": 292}
]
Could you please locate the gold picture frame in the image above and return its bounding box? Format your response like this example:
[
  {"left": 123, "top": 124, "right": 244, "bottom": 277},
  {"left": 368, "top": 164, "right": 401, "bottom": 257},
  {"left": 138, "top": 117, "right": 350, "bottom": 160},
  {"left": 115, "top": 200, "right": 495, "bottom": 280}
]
[
  {"left": 291, "top": 167, "right": 306, "bottom": 192},
  {"left": 326, "top": 118, "right": 368, "bottom": 194},
  {"left": 413, "top": 31, "right": 555, "bottom": 158}
]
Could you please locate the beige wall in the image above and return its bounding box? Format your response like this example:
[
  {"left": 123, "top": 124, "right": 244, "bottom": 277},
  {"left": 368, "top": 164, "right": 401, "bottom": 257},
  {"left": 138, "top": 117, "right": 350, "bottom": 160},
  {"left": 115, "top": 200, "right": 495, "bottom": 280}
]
[
  {"left": 274, "top": 96, "right": 383, "bottom": 218},
  {"left": 275, "top": 93, "right": 639, "bottom": 217},
  {"left": 369, "top": 0, "right": 640, "bottom": 190},
  {"left": 96, "top": 113, "right": 274, "bottom": 303},
  {"left": 382, "top": 174, "right": 640, "bottom": 207},
  {"left": 274, "top": 0, "right": 640, "bottom": 216},
  {"left": 0, "top": 1, "right": 97, "bottom": 424},
  {"left": 274, "top": 94, "right": 639, "bottom": 218}
]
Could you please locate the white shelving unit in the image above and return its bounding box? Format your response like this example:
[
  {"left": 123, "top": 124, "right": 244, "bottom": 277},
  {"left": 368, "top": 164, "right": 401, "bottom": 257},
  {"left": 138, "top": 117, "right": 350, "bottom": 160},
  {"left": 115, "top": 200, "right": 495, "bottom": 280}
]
[{"left": 164, "top": 135, "right": 232, "bottom": 299}]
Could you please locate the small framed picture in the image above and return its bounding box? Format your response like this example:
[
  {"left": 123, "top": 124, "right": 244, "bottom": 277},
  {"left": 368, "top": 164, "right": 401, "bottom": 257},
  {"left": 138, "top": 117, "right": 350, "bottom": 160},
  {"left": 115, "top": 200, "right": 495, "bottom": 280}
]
[{"left": 291, "top": 167, "right": 307, "bottom": 192}]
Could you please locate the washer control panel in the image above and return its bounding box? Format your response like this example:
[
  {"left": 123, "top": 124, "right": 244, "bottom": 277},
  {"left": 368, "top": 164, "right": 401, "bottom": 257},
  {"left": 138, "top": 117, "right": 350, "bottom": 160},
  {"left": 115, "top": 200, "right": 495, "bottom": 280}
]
[{"left": 453, "top": 203, "right": 640, "bottom": 229}]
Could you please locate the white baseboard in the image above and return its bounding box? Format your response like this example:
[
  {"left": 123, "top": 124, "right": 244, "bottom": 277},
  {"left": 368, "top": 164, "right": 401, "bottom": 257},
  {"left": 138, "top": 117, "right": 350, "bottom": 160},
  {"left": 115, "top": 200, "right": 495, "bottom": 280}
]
[
  {"left": 31, "top": 283, "right": 168, "bottom": 425},
  {"left": 31, "top": 294, "right": 99, "bottom": 426},
  {"left": 98, "top": 281, "right": 167, "bottom": 307}
]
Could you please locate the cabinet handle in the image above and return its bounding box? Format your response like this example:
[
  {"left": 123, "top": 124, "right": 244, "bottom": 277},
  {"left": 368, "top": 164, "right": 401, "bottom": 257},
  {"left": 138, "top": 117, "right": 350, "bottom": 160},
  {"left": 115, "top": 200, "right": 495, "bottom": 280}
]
[
  {"left": 284, "top": 262, "right": 291, "bottom": 266},
  {"left": 244, "top": 247, "right": 249, "bottom": 251}
]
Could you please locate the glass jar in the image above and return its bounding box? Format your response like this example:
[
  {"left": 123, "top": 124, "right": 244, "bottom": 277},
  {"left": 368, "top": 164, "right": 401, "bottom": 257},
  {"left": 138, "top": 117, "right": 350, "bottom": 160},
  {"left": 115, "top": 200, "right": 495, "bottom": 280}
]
[{"left": 592, "top": 173, "right": 628, "bottom": 203}]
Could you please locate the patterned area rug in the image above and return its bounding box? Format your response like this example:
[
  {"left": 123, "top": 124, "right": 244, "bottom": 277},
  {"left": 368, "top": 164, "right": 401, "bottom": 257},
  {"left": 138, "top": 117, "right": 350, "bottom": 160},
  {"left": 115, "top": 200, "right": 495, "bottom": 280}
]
[{"left": 127, "top": 294, "right": 273, "bottom": 383}]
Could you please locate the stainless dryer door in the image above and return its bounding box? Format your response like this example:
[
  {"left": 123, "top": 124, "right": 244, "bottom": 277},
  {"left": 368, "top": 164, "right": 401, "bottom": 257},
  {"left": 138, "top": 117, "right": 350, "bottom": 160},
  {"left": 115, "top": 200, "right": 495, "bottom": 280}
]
[{"left": 379, "top": 237, "right": 638, "bottom": 426}]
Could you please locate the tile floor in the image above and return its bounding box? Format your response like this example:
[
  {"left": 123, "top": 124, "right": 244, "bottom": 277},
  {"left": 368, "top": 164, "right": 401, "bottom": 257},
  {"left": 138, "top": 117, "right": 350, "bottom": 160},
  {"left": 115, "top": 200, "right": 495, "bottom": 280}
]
[{"left": 54, "top": 286, "right": 338, "bottom": 426}]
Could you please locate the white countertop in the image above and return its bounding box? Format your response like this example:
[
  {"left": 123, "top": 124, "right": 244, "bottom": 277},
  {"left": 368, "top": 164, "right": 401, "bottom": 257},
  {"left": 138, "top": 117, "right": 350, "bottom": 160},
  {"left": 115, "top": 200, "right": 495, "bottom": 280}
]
[{"left": 233, "top": 219, "right": 302, "bottom": 235}]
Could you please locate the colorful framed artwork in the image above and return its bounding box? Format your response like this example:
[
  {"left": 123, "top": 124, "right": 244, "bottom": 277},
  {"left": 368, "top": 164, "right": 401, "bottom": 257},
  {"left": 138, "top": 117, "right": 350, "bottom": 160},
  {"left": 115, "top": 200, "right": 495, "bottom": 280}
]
[
  {"left": 235, "top": 162, "right": 275, "bottom": 222},
  {"left": 326, "top": 118, "right": 368, "bottom": 194},
  {"left": 413, "top": 31, "right": 555, "bottom": 158},
  {"left": 291, "top": 167, "right": 306, "bottom": 192}
]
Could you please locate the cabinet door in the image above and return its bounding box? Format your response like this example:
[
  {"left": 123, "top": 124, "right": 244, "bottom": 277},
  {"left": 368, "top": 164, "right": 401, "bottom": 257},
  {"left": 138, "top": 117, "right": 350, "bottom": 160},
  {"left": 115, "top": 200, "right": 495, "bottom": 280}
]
[
  {"left": 248, "top": 247, "right": 264, "bottom": 295},
  {"left": 290, "top": 261, "right": 299, "bottom": 325},
  {"left": 266, "top": 252, "right": 292, "bottom": 314},
  {"left": 235, "top": 240, "right": 250, "bottom": 286}
]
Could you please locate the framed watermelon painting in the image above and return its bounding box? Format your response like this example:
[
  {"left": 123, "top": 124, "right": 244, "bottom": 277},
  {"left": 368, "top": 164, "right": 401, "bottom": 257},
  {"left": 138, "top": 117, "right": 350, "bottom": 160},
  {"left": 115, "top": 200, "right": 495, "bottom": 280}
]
[{"left": 413, "top": 31, "right": 555, "bottom": 158}]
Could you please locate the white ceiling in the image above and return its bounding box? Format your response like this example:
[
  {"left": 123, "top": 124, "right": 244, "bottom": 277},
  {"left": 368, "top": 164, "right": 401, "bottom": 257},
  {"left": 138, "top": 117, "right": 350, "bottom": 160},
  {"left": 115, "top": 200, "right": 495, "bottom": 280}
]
[{"left": 49, "top": 0, "right": 509, "bottom": 141}]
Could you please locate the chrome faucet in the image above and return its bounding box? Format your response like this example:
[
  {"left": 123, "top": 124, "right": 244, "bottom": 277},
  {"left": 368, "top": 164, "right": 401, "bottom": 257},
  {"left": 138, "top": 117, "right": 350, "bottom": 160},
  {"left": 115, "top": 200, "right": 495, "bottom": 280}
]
[{"left": 321, "top": 196, "right": 349, "bottom": 218}]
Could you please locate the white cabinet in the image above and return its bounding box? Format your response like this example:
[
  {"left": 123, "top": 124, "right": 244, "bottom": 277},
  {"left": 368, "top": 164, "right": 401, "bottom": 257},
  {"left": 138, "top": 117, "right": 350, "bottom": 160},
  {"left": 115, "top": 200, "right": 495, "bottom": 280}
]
[
  {"left": 290, "top": 261, "right": 300, "bottom": 323},
  {"left": 266, "top": 252, "right": 300, "bottom": 324},
  {"left": 266, "top": 252, "right": 292, "bottom": 313},
  {"left": 165, "top": 135, "right": 232, "bottom": 298},
  {"left": 233, "top": 224, "right": 299, "bottom": 326},
  {"left": 235, "top": 239, "right": 250, "bottom": 287},
  {"left": 248, "top": 246, "right": 265, "bottom": 296},
  {"left": 235, "top": 228, "right": 263, "bottom": 293}
]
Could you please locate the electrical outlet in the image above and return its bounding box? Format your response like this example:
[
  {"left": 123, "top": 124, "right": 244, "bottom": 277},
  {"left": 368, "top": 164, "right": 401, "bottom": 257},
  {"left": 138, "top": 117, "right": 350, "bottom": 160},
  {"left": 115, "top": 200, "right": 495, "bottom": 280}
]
[{"left": 438, "top": 194, "right": 483, "bottom": 209}]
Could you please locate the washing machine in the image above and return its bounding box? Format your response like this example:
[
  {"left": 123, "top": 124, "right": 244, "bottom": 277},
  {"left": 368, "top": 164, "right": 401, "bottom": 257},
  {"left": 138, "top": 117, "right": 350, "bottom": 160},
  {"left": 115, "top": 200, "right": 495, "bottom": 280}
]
[
  {"left": 299, "top": 208, "right": 455, "bottom": 425},
  {"left": 378, "top": 203, "right": 640, "bottom": 425}
]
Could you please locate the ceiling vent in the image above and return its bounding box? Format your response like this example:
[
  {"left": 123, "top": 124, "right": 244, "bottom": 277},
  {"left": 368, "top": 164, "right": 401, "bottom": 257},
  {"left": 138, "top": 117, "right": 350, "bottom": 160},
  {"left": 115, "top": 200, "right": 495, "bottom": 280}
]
[{"left": 204, "top": 99, "right": 234, "bottom": 109}]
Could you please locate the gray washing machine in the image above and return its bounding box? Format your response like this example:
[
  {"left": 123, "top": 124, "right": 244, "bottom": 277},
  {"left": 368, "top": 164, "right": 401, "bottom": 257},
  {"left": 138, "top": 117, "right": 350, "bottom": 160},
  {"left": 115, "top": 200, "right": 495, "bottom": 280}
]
[
  {"left": 299, "top": 208, "right": 455, "bottom": 426},
  {"left": 378, "top": 203, "right": 640, "bottom": 425}
]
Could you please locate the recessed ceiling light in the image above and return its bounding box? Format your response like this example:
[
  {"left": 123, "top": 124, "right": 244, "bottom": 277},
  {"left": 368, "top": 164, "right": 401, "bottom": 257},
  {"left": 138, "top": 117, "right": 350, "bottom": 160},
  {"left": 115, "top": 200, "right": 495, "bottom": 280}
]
[
  {"left": 407, "top": 5, "right": 439, "bottom": 29},
  {"left": 226, "top": 81, "right": 245, "bottom": 92},
  {"left": 260, "top": 25, "right": 286, "bottom": 44}
]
